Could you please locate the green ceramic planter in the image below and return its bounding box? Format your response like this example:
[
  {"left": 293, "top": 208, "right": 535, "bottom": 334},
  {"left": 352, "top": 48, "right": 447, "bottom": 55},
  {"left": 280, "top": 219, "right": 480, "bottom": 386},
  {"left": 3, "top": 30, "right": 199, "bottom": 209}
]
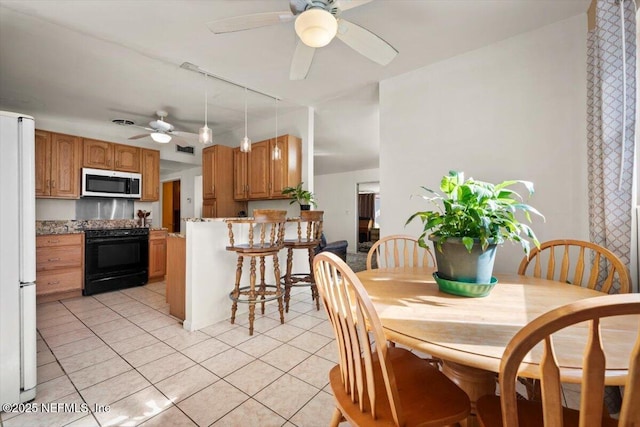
[{"left": 429, "top": 236, "right": 497, "bottom": 284}]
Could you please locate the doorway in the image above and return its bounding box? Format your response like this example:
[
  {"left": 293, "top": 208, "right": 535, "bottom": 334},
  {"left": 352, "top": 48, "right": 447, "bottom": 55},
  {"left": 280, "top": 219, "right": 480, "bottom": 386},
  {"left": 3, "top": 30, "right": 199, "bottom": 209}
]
[
  {"left": 162, "top": 180, "right": 181, "bottom": 233},
  {"left": 357, "top": 181, "right": 380, "bottom": 253}
]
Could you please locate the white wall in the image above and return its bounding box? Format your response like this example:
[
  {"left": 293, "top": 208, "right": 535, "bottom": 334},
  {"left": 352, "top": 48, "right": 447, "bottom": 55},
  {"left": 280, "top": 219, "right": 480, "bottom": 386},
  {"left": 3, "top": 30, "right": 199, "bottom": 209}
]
[
  {"left": 315, "top": 168, "right": 380, "bottom": 253},
  {"left": 380, "top": 14, "right": 589, "bottom": 274}
]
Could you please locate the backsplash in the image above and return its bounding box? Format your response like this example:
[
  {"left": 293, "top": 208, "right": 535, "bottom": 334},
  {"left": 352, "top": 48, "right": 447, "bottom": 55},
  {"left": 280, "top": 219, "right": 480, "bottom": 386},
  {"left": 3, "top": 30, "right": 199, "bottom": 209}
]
[
  {"left": 75, "top": 198, "right": 134, "bottom": 220},
  {"left": 36, "top": 219, "right": 140, "bottom": 235}
]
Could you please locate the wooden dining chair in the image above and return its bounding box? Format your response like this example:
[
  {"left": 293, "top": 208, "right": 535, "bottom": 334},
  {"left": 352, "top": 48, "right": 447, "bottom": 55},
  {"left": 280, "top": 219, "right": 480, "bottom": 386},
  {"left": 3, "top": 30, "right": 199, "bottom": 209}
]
[
  {"left": 366, "top": 234, "right": 436, "bottom": 270},
  {"left": 476, "top": 293, "right": 640, "bottom": 427},
  {"left": 313, "top": 252, "right": 470, "bottom": 427},
  {"left": 518, "top": 239, "right": 630, "bottom": 294}
]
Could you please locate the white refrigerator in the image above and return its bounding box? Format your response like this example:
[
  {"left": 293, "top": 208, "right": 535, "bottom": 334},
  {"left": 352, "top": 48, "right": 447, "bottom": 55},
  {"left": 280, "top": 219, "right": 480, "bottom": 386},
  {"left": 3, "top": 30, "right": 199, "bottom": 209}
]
[{"left": 0, "top": 111, "right": 37, "bottom": 404}]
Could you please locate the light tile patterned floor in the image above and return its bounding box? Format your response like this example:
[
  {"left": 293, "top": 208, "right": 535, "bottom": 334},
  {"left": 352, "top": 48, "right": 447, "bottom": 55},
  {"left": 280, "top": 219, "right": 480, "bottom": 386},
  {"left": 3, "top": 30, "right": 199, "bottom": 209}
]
[
  {"left": 0, "top": 280, "right": 592, "bottom": 427},
  {"left": 0, "top": 282, "right": 344, "bottom": 427}
]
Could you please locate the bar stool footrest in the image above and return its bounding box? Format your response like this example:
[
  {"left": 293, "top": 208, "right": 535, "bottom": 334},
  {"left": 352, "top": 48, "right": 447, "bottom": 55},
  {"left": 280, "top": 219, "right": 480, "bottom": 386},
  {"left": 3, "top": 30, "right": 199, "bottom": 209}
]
[
  {"left": 281, "top": 273, "right": 314, "bottom": 287},
  {"left": 229, "top": 285, "right": 282, "bottom": 304}
]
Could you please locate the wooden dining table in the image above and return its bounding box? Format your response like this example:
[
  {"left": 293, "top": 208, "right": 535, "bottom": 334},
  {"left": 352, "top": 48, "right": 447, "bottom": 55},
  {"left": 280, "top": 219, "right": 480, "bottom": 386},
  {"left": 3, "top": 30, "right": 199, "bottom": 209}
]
[{"left": 356, "top": 267, "right": 639, "bottom": 426}]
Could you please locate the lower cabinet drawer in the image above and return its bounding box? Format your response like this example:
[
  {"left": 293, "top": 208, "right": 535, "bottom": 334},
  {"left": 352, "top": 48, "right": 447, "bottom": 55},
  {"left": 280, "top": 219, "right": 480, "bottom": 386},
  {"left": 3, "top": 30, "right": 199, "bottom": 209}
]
[
  {"left": 37, "top": 246, "right": 82, "bottom": 271},
  {"left": 36, "top": 269, "right": 83, "bottom": 295}
]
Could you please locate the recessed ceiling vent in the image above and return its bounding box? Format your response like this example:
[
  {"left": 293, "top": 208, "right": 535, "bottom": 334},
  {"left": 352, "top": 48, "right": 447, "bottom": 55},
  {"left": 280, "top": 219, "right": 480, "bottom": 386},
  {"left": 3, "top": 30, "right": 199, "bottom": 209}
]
[
  {"left": 112, "top": 119, "right": 135, "bottom": 126},
  {"left": 176, "top": 145, "right": 195, "bottom": 155}
]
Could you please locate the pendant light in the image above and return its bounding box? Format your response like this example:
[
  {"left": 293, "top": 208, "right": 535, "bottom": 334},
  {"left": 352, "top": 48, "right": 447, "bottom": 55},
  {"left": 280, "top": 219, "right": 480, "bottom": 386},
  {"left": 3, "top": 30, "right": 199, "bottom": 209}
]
[
  {"left": 272, "top": 98, "right": 281, "bottom": 160},
  {"left": 240, "top": 87, "right": 251, "bottom": 152},
  {"left": 198, "top": 73, "right": 213, "bottom": 144}
]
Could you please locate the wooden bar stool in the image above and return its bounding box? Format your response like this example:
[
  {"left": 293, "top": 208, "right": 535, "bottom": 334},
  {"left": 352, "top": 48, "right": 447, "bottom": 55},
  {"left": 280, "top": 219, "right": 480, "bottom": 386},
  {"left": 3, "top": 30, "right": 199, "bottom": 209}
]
[
  {"left": 225, "top": 209, "right": 287, "bottom": 335},
  {"left": 282, "top": 210, "right": 323, "bottom": 312}
]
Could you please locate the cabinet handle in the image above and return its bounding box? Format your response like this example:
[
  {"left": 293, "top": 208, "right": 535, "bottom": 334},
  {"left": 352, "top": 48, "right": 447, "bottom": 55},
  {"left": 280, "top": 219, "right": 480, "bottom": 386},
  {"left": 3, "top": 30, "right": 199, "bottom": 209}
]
[
  {"left": 48, "top": 239, "right": 59, "bottom": 244},
  {"left": 48, "top": 258, "right": 60, "bottom": 262},
  {"left": 46, "top": 179, "right": 50, "bottom": 189},
  {"left": 51, "top": 180, "right": 56, "bottom": 189},
  {"left": 47, "top": 281, "right": 60, "bottom": 285},
  {"left": 108, "top": 159, "right": 111, "bottom": 166}
]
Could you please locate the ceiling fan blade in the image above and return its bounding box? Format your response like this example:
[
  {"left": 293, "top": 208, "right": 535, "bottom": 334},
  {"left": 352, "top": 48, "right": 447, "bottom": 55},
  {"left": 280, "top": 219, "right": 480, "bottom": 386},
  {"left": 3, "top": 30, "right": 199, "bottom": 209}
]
[
  {"left": 171, "top": 130, "right": 199, "bottom": 137},
  {"left": 337, "top": 0, "right": 374, "bottom": 11},
  {"left": 128, "top": 134, "right": 150, "bottom": 140},
  {"left": 290, "top": 40, "right": 316, "bottom": 80},
  {"left": 336, "top": 19, "right": 398, "bottom": 66},
  {"left": 207, "top": 11, "right": 294, "bottom": 34}
]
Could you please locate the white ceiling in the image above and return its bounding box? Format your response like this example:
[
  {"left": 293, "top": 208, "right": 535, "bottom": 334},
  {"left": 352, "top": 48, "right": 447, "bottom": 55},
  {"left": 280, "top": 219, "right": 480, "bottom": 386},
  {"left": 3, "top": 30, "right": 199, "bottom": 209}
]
[{"left": 0, "top": 0, "right": 589, "bottom": 175}]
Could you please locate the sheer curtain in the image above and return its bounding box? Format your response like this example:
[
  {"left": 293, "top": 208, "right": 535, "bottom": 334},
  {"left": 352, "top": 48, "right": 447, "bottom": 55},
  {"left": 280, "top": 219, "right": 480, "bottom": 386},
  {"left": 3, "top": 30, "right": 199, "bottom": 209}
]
[{"left": 587, "top": 0, "right": 637, "bottom": 294}]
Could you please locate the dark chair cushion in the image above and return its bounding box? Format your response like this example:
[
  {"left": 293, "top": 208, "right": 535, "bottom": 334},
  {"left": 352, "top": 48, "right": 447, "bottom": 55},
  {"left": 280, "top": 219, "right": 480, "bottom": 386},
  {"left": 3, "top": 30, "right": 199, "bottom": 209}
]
[{"left": 315, "top": 233, "right": 348, "bottom": 262}]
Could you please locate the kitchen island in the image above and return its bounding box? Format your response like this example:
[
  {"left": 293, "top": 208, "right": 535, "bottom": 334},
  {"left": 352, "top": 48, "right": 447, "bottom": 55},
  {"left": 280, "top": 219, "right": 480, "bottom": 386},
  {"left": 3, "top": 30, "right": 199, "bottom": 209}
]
[{"left": 177, "top": 218, "right": 310, "bottom": 331}]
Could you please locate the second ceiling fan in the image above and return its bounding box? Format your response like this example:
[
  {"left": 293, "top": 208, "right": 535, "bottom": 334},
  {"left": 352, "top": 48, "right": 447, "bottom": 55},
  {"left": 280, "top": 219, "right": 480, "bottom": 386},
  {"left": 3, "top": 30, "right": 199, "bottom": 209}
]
[{"left": 207, "top": 0, "right": 398, "bottom": 80}]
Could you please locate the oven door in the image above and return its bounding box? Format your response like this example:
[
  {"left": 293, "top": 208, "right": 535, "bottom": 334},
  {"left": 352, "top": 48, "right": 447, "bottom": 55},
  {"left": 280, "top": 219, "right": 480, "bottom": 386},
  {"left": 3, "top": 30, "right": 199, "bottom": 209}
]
[{"left": 84, "top": 235, "right": 149, "bottom": 295}]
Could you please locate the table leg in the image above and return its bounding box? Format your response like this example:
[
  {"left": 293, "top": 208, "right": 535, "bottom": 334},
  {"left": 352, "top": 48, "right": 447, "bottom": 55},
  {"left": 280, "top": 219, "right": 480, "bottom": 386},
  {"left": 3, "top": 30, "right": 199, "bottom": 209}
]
[{"left": 441, "top": 361, "right": 496, "bottom": 427}]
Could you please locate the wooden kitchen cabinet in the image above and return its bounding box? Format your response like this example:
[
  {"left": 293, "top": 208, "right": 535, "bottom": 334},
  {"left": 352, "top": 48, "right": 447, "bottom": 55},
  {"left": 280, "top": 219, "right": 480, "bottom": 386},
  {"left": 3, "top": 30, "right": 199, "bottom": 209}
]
[
  {"left": 35, "top": 130, "right": 82, "bottom": 199},
  {"left": 140, "top": 148, "right": 160, "bottom": 201},
  {"left": 270, "top": 134, "right": 301, "bottom": 198},
  {"left": 233, "top": 134, "right": 302, "bottom": 201},
  {"left": 247, "top": 140, "right": 270, "bottom": 199},
  {"left": 83, "top": 138, "right": 113, "bottom": 170},
  {"left": 233, "top": 148, "right": 248, "bottom": 201},
  {"left": 148, "top": 229, "right": 167, "bottom": 281},
  {"left": 113, "top": 143, "right": 140, "bottom": 172},
  {"left": 202, "top": 145, "right": 246, "bottom": 217},
  {"left": 202, "top": 199, "right": 216, "bottom": 218},
  {"left": 36, "top": 233, "right": 84, "bottom": 300},
  {"left": 166, "top": 235, "right": 186, "bottom": 320},
  {"left": 202, "top": 145, "right": 217, "bottom": 199},
  {"left": 83, "top": 138, "right": 140, "bottom": 172}
]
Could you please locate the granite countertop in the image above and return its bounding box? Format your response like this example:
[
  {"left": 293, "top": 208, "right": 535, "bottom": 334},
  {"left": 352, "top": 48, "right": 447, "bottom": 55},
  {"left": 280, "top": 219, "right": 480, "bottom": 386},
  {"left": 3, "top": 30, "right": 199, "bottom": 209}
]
[{"left": 36, "top": 219, "right": 149, "bottom": 235}]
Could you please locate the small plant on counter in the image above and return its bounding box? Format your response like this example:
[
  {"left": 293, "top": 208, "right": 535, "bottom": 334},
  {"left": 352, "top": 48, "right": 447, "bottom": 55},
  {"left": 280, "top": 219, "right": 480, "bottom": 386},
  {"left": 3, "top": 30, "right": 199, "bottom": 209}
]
[{"left": 281, "top": 182, "right": 317, "bottom": 209}]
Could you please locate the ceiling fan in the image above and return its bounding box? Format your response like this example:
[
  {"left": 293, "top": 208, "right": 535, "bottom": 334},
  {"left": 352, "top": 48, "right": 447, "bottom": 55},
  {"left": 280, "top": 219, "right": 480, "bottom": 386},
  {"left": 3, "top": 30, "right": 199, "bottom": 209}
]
[
  {"left": 114, "top": 110, "right": 197, "bottom": 144},
  {"left": 207, "top": 0, "right": 398, "bottom": 80}
]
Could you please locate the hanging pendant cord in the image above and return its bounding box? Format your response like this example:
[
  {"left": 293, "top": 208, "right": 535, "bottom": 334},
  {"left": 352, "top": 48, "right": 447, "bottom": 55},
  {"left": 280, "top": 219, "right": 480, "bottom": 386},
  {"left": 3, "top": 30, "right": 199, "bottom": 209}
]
[
  {"left": 204, "top": 74, "right": 208, "bottom": 127},
  {"left": 244, "top": 87, "right": 248, "bottom": 138}
]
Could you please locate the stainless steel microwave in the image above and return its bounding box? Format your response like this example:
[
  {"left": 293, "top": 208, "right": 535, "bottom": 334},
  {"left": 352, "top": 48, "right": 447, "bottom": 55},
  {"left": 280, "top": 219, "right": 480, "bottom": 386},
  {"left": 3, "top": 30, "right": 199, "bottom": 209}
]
[{"left": 81, "top": 168, "right": 142, "bottom": 198}]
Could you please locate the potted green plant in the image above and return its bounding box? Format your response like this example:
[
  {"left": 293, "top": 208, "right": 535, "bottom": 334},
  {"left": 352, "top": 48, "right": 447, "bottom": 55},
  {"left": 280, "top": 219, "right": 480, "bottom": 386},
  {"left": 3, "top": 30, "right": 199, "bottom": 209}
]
[
  {"left": 281, "top": 182, "right": 317, "bottom": 211},
  {"left": 406, "top": 171, "right": 544, "bottom": 284}
]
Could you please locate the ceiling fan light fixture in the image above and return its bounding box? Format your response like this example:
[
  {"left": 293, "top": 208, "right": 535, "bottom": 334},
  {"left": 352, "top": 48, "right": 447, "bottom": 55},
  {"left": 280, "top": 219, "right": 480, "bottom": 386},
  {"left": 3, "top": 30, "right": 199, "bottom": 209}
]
[
  {"left": 150, "top": 132, "right": 171, "bottom": 144},
  {"left": 295, "top": 8, "right": 337, "bottom": 48}
]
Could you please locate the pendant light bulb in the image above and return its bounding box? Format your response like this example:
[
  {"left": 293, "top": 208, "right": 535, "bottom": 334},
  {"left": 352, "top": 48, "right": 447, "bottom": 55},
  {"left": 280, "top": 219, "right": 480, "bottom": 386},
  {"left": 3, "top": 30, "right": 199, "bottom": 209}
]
[
  {"left": 240, "top": 87, "right": 251, "bottom": 152},
  {"left": 199, "top": 74, "right": 213, "bottom": 144},
  {"left": 272, "top": 98, "right": 281, "bottom": 160}
]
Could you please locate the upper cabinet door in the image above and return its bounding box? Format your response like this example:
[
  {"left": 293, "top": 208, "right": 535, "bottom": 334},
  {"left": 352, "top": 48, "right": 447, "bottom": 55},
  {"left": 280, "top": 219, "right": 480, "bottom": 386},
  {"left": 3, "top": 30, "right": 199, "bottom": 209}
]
[
  {"left": 140, "top": 149, "right": 160, "bottom": 201},
  {"left": 202, "top": 146, "right": 216, "bottom": 199},
  {"left": 50, "top": 133, "right": 81, "bottom": 198},
  {"left": 248, "top": 140, "right": 270, "bottom": 199},
  {"left": 83, "top": 138, "right": 113, "bottom": 170},
  {"left": 35, "top": 130, "right": 51, "bottom": 197},
  {"left": 233, "top": 147, "right": 248, "bottom": 201},
  {"left": 270, "top": 135, "right": 301, "bottom": 198},
  {"left": 114, "top": 144, "right": 140, "bottom": 172}
]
